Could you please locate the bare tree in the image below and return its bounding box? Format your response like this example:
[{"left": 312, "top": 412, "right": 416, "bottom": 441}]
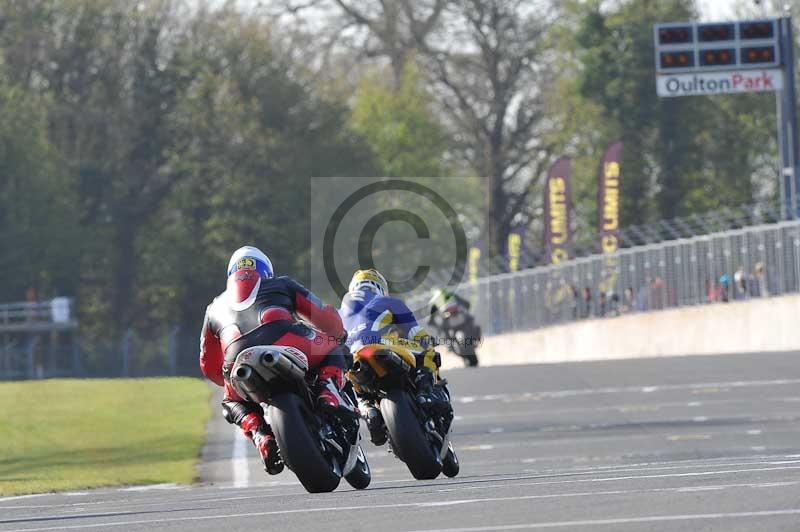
[
  {"left": 273, "top": 0, "right": 447, "bottom": 88},
  {"left": 274, "top": 0, "right": 557, "bottom": 260},
  {"left": 425, "top": 0, "right": 556, "bottom": 259}
]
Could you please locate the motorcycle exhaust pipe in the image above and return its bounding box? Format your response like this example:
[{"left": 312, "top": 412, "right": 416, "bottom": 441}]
[
  {"left": 261, "top": 351, "right": 306, "bottom": 382},
  {"left": 235, "top": 365, "right": 253, "bottom": 380},
  {"left": 350, "top": 360, "right": 375, "bottom": 387},
  {"left": 384, "top": 350, "right": 412, "bottom": 373},
  {"left": 231, "top": 363, "right": 269, "bottom": 403}
]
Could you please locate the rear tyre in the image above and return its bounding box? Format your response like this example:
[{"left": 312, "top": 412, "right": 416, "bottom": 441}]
[
  {"left": 344, "top": 444, "right": 371, "bottom": 489},
  {"left": 269, "top": 393, "right": 341, "bottom": 493},
  {"left": 463, "top": 352, "right": 479, "bottom": 367},
  {"left": 381, "top": 389, "right": 442, "bottom": 480}
]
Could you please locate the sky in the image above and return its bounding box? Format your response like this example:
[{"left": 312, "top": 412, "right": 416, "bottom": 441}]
[
  {"left": 699, "top": 0, "right": 737, "bottom": 19},
  {"left": 698, "top": 0, "right": 783, "bottom": 20}
]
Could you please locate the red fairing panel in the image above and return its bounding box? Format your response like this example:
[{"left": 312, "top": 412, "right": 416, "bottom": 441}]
[
  {"left": 294, "top": 293, "right": 345, "bottom": 339},
  {"left": 272, "top": 330, "right": 338, "bottom": 369}
]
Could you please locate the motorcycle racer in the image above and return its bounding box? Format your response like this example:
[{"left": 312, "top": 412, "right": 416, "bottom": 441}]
[
  {"left": 428, "top": 288, "right": 481, "bottom": 367},
  {"left": 200, "top": 246, "right": 353, "bottom": 474},
  {"left": 339, "top": 268, "right": 451, "bottom": 445},
  {"left": 428, "top": 288, "right": 471, "bottom": 319}
]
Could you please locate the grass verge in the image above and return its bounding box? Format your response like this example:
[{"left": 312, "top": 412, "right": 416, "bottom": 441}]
[{"left": 0, "top": 377, "right": 212, "bottom": 497}]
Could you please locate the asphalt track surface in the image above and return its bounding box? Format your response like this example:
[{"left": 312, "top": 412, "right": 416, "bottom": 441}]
[{"left": 4, "top": 351, "right": 800, "bottom": 531}]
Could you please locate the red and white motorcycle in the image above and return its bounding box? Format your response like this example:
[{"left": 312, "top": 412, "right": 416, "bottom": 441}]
[{"left": 230, "top": 344, "right": 371, "bottom": 493}]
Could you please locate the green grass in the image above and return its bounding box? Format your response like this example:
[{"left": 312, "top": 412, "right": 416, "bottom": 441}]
[{"left": 0, "top": 378, "right": 212, "bottom": 497}]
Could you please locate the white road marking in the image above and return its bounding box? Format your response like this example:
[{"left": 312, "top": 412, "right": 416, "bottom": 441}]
[
  {"left": 747, "top": 429, "right": 763, "bottom": 435},
  {"left": 461, "top": 444, "right": 495, "bottom": 451},
  {"left": 448, "top": 464, "right": 800, "bottom": 493},
  {"left": 232, "top": 428, "right": 250, "bottom": 489},
  {"left": 0, "top": 494, "right": 47, "bottom": 502},
  {"left": 6, "top": 484, "right": 800, "bottom": 532},
  {"left": 405, "top": 509, "right": 800, "bottom": 532},
  {"left": 454, "top": 396, "right": 800, "bottom": 420},
  {"left": 667, "top": 434, "right": 711, "bottom": 441},
  {"left": 117, "top": 484, "right": 180, "bottom": 492},
  {"left": 675, "top": 485, "right": 726, "bottom": 492},
  {"left": 454, "top": 378, "right": 800, "bottom": 404},
  {"left": 523, "top": 456, "right": 800, "bottom": 478}
]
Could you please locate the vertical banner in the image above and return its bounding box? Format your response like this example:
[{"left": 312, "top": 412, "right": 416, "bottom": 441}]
[
  {"left": 598, "top": 140, "right": 623, "bottom": 293},
  {"left": 468, "top": 241, "right": 483, "bottom": 284},
  {"left": 543, "top": 157, "right": 572, "bottom": 264},
  {"left": 506, "top": 226, "right": 525, "bottom": 273},
  {"left": 598, "top": 141, "right": 623, "bottom": 254}
]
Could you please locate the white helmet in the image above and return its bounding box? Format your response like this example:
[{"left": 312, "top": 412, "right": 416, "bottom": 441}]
[
  {"left": 226, "top": 246, "right": 273, "bottom": 310},
  {"left": 227, "top": 246, "right": 273, "bottom": 279}
]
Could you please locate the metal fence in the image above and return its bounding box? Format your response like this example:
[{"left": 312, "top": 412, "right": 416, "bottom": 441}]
[
  {"left": 0, "top": 324, "right": 200, "bottom": 380},
  {"left": 414, "top": 220, "right": 800, "bottom": 337}
]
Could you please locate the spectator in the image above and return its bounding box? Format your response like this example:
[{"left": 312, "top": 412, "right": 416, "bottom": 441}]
[
  {"left": 608, "top": 292, "right": 620, "bottom": 317},
  {"left": 598, "top": 291, "right": 607, "bottom": 317},
  {"left": 753, "top": 262, "right": 769, "bottom": 297},
  {"left": 568, "top": 284, "right": 579, "bottom": 320},
  {"left": 649, "top": 277, "right": 665, "bottom": 310},
  {"left": 620, "top": 286, "right": 635, "bottom": 313},
  {"left": 580, "top": 286, "right": 593, "bottom": 318},
  {"left": 635, "top": 278, "right": 651, "bottom": 311},
  {"left": 718, "top": 274, "right": 730, "bottom": 302},
  {"left": 733, "top": 266, "right": 748, "bottom": 300},
  {"left": 706, "top": 278, "right": 723, "bottom": 303}
]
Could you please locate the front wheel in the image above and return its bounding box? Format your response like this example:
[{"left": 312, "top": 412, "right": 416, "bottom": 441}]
[
  {"left": 344, "top": 444, "right": 371, "bottom": 489},
  {"left": 381, "top": 389, "right": 442, "bottom": 480},
  {"left": 442, "top": 443, "right": 460, "bottom": 477},
  {"left": 269, "top": 393, "right": 341, "bottom": 493}
]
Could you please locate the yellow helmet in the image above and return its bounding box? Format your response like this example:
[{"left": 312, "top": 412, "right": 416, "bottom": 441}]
[{"left": 349, "top": 268, "right": 388, "bottom": 296}]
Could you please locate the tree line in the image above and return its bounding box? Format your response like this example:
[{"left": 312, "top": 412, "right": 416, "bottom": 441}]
[{"left": 0, "top": 0, "right": 782, "bottom": 357}]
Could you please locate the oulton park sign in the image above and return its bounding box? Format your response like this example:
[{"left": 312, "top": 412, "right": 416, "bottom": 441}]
[{"left": 656, "top": 68, "right": 784, "bottom": 97}]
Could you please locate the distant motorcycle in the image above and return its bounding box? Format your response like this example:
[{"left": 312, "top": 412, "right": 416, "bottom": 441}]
[
  {"left": 349, "top": 342, "right": 459, "bottom": 480},
  {"left": 429, "top": 299, "right": 481, "bottom": 367},
  {"left": 229, "top": 344, "right": 371, "bottom": 493}
]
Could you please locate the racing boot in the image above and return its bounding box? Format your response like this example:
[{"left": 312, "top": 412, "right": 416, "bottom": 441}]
[
  {"left": 317, "top": 366, "right": 360, "bottom": 418},
  {"left": 240, "top": 412, "right": 284, "bottom": 475},
  {"left": 358, "top": 397, "right": 387, "bottom": 446}
]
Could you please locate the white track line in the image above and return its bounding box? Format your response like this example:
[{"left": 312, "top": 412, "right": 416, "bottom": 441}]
[
  {"left": 232, "top": 429, "right": 249, "bottom": 488},
  {"left": 429, "top": 464, "right": 800, "bottom": 494},
  {"left": 405, "top": 509, "right": 800, "bottom": 531},
  {"left": 455, "top": 378, "right": 800, "bottom": 403},
  {"left": 5, "top": 484, "right": 800, "bottom": 532},
  {"left": 454, "top": 396, "right": 800, "bottom": 420}
]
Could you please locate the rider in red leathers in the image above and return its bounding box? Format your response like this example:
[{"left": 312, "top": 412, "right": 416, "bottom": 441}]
[{"left": 199, "top": 246, "right": 353, "bottom": 474}]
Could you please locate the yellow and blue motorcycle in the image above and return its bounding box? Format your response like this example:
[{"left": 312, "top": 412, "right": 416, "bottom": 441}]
[{"left": 348, "top": 340, "right": 459, "bottom": 480}]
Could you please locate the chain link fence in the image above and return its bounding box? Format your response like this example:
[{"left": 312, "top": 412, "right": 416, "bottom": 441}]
[
  {"left": 409, "top": 220, "right": 800, "bottom": 337},
  {"left": 7, "top": 218, "right": 800, "bottom": 380},
  {"left": 0, "top": 325, "right": 201, "bottom": 380}
]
